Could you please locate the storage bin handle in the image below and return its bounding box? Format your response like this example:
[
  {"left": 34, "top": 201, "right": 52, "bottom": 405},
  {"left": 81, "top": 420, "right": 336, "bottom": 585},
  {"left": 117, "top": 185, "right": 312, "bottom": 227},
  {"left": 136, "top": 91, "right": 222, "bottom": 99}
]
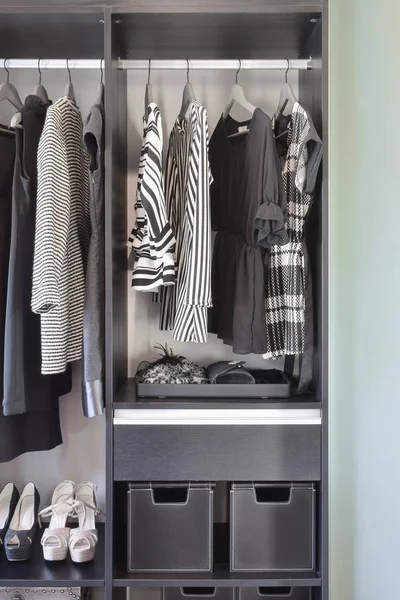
[
  {"left": 257, "top": 588, "right": 292, "bottom": 597},
  {"left": 181, "top": 588, "right": 217, "bottom": 597},
  {"left": 150, "top": 482, "right": 191, "bottom": 505},
  {"left": 252, "top": 483, "right": 292, "bottom": 504}
]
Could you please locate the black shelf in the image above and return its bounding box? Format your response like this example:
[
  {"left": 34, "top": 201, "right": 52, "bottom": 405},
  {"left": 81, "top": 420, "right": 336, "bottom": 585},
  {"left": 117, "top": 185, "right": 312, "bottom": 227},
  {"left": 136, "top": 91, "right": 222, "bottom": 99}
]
[
  {"left": 113, "top": 378, "right": 321, "bottom": 410},
  {"left": 0, "top": 524, "right": 105, "bottom": 587},
  {"left": 113, "top": 565, "right": 321, "bottom": 588}
]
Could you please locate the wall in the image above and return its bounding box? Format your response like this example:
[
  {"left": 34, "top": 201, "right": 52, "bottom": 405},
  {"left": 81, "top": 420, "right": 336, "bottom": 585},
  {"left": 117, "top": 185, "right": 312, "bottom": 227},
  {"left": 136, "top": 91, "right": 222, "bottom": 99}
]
[
  {"left": 0, "top": 69, "right": 105, "bottom": 512},
  {"left": 329, "top": 0, "right": 400, "bottom": 598},
  {"left": 126, "top": 67, "right": 298, "bottom": 375}
]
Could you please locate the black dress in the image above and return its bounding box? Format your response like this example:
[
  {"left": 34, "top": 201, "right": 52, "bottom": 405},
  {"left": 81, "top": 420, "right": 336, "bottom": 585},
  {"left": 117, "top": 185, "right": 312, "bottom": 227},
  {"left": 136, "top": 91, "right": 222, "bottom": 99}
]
[
  {"left": 0, "top": 102, "right": 66, "bottom": 463},
  {"left": 3, "top": 96, "right": 71, "bottom": 416},
  {"left": 209, "top": 108, "right": 287, "bottom": 354}
]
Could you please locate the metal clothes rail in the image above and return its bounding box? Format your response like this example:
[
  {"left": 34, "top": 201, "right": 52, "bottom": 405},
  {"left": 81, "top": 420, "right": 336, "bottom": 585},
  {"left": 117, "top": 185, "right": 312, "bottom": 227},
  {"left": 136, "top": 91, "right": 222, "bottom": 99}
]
[{"left": 0, "top": 58, "right": 311, "bottom": 71}]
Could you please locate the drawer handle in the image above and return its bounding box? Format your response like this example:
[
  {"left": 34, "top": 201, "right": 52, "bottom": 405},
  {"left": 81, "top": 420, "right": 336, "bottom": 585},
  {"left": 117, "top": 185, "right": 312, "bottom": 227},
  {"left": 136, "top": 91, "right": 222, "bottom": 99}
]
[
  {"left": 258, "top": 588, "right": 292, "bottom": 597},
  {"left": 152, "top": 486, "right": 189, "bottom": 504},
  {"left": 181, "top": 588, "right": 216, "bottom": 596}
]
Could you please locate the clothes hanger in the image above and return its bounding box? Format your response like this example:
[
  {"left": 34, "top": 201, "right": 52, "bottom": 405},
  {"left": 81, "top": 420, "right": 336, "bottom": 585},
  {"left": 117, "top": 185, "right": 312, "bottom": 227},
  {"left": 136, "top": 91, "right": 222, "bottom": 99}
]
[
  {"left": 11, "top": 57, "right": 50, "bottom": 129},
  {"left": 178, "top": 59, "right": 196, "bottom": 120},
  {"left": 275, "top": 59, "right": 298, "bottom": 121},
  {"left": 33, "top": 58, "right": 49, "bottom": 104},
  {"left": 0, "top": 59, "right": 23, "bottom": 111},
  {"left": 223, "top": 59, "right": 256, "bottom": 123},
  {"left": 64, "top": 58, "right": 76, "bottom": 102},
  {"left": 144, "top": 58, "right": 153, "bottom": 118},
  {"left": 96, "top": 58, "right": 104, "bottom": 105}
]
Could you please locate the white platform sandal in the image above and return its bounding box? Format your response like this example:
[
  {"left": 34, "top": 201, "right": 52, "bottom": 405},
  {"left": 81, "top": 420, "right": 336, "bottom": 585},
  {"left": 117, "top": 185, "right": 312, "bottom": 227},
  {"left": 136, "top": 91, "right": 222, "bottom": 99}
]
[
  {"left": 39, "top": 480, "right": 75, "bottom": 561},
  {"left": 69, "top": 482, "right": 101, "bottom": 564}
]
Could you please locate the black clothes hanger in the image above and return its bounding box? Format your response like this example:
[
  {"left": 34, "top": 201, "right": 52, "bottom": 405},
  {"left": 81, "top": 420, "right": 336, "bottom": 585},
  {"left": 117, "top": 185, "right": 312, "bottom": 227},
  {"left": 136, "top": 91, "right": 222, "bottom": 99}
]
[
  {"left": 64, "top": 58, "right": 76, "bottom": 102},
  {"left": 33, "top": 58, "right": 49, "bottom": 104},
  {"left": 144, "top": 58, "right": 153, "bottom": 118},
  {"left": 178, "top": 59, "right": 196, "bottom": 120},
  {"left": 0, "top": 59, "right": 23, "bottom": 110}
]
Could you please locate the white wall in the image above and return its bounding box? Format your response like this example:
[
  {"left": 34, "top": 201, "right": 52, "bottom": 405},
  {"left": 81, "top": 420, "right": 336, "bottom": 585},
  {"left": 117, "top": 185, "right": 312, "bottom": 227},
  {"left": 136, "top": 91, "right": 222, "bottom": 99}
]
[
  {"left": 329, "top": 0, "right": 400, "bottom": 598},
  {"left": 0, "top": 69, "right": 105, "bottom": 512},
  {"left": 126, "top": 67, "right": 298, "bottom": 375}
]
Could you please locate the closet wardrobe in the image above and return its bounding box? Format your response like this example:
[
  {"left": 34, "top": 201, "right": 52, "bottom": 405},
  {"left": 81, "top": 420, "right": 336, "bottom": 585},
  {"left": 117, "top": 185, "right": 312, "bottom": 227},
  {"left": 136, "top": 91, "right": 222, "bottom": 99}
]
[{"left": 0, "top": 4, "right": 328, "bottom": 600}]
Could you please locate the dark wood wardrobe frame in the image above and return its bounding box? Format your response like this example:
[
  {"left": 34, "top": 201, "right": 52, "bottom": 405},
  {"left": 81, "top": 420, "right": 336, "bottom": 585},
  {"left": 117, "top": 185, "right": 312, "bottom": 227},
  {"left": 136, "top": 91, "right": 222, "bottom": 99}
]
[{"left": 0, "top": 2, "right": 328, "bottom": 600}]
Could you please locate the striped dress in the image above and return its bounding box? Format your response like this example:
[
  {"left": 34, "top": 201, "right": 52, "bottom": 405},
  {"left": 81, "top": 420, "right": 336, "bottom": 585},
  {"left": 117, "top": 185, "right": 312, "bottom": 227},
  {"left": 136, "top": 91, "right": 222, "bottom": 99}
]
[
  {"left": 127, "top": 102, "right": 175, "bottom": 290},
  {"left": 31, "top": 96, "right": 89, "bottom": 375},
  {"left": 158, "top": 101, "right": 213, "bottom": 343}
]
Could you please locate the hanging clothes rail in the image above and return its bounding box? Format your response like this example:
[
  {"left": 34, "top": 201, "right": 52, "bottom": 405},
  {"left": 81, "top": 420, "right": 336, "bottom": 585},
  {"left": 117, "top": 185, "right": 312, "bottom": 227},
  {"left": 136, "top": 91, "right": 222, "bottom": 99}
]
[
  {"left": 0, "top": 59, "right": 311, "bottom": 71},
  {"left": 119, "top": 59, "right": 311, "bottom": 70}
]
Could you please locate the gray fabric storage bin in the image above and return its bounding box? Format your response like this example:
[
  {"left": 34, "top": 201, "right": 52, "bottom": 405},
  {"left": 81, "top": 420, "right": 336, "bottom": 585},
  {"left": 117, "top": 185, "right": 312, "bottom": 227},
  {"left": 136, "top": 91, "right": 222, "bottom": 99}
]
[
  {"left": 128, "top": 482, "right": 213, "bottom": 572},
  {"left": 230, "top": 483, "right": 315, "bottom": 572},
  {"left": 239, "top": 588, "right": 311, "bottom": 600},
  {"left": 163, "top": 589, "right": 235, "bottom": 600}
]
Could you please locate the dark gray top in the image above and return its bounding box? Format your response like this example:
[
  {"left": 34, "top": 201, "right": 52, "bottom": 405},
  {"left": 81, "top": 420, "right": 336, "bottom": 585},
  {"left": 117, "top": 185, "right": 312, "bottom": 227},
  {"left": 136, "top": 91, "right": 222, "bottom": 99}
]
[
  {"left": 82, "top": 96, "right": 105, "bottom": 418},
  {"left": 209, "top": 108, "right": 287, "bottom": 354}
]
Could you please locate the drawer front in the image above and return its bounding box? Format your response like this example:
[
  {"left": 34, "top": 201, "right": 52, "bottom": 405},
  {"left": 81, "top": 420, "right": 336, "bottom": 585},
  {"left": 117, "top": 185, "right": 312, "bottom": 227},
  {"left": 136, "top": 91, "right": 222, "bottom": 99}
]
[{"left": 114, "top": 424, "right": 321, "bottom": 481}]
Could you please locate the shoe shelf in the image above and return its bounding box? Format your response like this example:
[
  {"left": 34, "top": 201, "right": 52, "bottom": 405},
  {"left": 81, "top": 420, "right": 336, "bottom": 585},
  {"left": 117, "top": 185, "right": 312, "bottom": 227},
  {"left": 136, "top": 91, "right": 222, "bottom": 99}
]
[
  {"left": 0, "top": 524, "right": 105, "bottom": 587},
  {"left": 112, "top": 564, "right": 322, "bottom": 588}
]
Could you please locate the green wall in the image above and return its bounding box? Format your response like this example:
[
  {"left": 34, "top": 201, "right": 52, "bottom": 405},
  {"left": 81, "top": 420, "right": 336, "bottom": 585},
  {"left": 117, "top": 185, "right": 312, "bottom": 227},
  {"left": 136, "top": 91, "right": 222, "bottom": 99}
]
[{"left": 329, "top": 0, "right": 400, "bottom": 598}]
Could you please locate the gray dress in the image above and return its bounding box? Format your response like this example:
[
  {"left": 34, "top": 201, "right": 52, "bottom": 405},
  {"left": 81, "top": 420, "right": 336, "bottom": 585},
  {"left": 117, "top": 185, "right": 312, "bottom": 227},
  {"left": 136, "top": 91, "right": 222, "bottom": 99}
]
[
  {"left": 209, "top": 108, "right": 287, "bottom": 354},
  {"left": 82, "top": 95, "right": 105, "bottom": 418}
]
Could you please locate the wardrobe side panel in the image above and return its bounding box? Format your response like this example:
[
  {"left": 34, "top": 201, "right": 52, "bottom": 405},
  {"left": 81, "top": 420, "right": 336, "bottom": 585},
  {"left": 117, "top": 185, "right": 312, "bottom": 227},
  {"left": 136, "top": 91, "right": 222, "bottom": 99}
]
[
  {"left": 299, "top": 17, "right": 328, "bottom": 600},
  {"left": 299, "top": 21, "right": 323, "bottom": 398},
  {"left": 105, "top": 9, "right": 128, "bottom": 599}
]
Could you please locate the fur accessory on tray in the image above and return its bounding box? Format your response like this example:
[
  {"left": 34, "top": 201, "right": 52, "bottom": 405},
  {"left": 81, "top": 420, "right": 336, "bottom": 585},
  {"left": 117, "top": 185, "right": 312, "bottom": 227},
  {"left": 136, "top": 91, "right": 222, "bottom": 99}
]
[{"left": 135, "top": 344, "right": 208, "bottom": 385}]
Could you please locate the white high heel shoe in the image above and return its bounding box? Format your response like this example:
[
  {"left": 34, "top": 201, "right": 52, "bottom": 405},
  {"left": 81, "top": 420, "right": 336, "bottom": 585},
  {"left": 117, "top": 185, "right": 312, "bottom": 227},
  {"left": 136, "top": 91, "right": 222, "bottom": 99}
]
[
  {"left": 39, "top": 480, "right": 75, "bottom": 561},
  {"left": 69, "top": 482, "right": 101, "bottom": 563}
]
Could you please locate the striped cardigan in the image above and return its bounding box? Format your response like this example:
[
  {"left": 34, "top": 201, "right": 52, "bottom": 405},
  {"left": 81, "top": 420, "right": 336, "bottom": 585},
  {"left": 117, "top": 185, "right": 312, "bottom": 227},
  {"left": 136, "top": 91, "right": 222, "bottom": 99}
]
[
  {"left": 32, "top": 96, "right": 89, "bottom": 375},
  {"left": 127, "top": 102, "right": 176, "bottom": 291}
]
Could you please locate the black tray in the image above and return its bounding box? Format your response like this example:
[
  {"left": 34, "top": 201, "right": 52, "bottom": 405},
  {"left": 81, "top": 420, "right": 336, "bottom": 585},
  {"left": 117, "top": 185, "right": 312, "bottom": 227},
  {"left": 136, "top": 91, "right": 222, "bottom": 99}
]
[{"left": 135, "top": 369, "right": 291, "bottom": 399}]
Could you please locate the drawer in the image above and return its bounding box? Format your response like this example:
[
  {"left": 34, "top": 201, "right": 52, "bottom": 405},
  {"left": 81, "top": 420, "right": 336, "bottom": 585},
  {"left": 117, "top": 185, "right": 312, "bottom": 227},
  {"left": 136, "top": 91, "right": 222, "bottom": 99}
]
[
  {"left": 163, "top": 589, "right": 235, "bottom": 600},
  {"left": 113, "top": 408, "right": 321, "bottom": 481},
  {"left": 230, "top": 483, "right": 316, "bottom": 572},
  {"left": 239, "top": 589, "right": 311, "bottom": 600},
  {"left": 128, "top": 483, "right": 213, "bottom": 572}
]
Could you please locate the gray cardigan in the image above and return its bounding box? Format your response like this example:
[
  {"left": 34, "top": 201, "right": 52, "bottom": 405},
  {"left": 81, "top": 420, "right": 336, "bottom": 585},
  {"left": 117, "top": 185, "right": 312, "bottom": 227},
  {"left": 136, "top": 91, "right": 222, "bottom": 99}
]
[{"left": 82, "top": 93, "right": 105, "bottom": 418}]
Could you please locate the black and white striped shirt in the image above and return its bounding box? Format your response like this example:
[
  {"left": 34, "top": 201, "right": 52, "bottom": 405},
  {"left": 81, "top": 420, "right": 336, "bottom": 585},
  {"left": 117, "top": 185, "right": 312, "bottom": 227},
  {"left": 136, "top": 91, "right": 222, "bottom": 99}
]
[
  {"left": 158, "top": 101, "right": 212, "bottom": 343},
  {"left": 127, "top": 103, "right": 175, "bottom": 290},
  {"left": 31, "top": 96, "right": 89, "bottom": 375}
]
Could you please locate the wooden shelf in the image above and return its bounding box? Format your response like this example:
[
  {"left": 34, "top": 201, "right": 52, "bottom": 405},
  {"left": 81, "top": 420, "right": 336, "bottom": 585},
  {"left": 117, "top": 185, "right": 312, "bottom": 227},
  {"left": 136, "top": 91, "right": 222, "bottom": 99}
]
[
  {"left": 113, "top": 378, "right": 321, "bottom": 410},
  {"left": 113, "top": 564, "right": 321, "bottom": 587},
  {"left": 0, "top": 524, "right": 105, "bottom": 588}
]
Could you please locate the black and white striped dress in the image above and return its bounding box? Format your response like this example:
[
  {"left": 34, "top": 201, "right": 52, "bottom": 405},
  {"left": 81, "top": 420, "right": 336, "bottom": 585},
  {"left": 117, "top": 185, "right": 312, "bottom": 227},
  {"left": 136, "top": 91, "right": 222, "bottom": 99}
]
[
  {"left": 31, "top": 96, "right": 89, "bottom": 375},
  {"left": 127, "top": 102, "right": 175, "bottom": 290},
  {"left": 158, "top": 101, "right": 212, "bottom": 343}
]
